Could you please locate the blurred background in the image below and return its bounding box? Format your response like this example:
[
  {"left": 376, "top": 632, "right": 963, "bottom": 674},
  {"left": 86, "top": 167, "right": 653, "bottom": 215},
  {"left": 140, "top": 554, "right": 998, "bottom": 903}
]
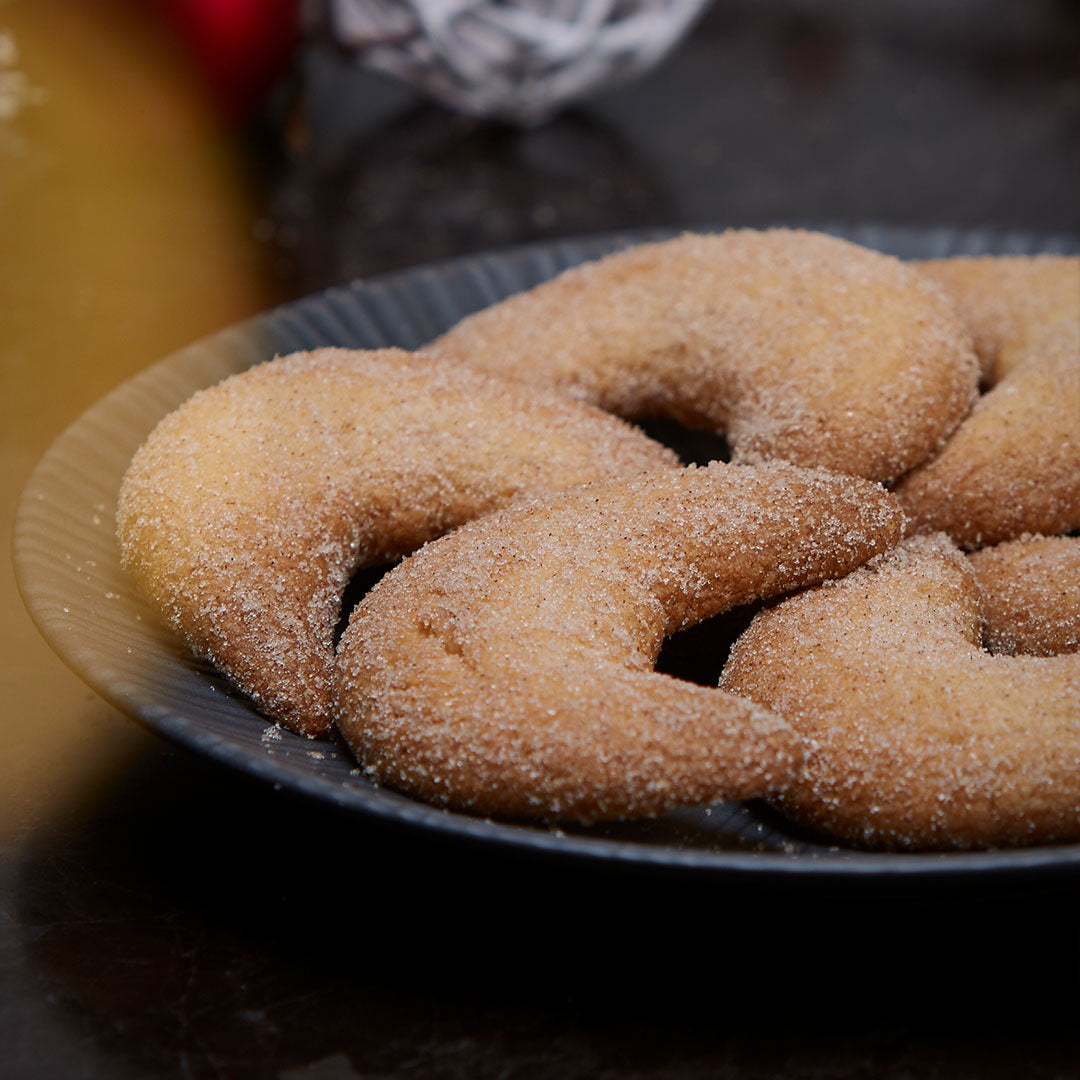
[{"left": 2, "top": 1, "right": 1079, "bottom": 1076}]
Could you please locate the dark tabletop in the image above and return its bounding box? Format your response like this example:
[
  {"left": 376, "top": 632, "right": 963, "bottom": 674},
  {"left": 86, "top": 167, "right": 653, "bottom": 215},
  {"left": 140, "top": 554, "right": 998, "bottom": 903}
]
[{"left": 3, "top": 1, "right": 1079, "bottom": 1077}]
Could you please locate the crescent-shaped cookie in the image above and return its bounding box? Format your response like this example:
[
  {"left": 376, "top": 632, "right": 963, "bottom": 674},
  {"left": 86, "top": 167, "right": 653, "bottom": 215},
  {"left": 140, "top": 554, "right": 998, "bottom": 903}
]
[
  {"left": 116, "top": 348, "right": 678, "bottom": 736},
  {"left": 896, "top": 255, "right": 1080, "bottom": 547},
  {"left": 429, "top": 229, "right": 979, "bottom": 483},
  {"left": 720, "top": 533, "right": 1080, "bottom": 850},
  {"left": 334, "top": 461, "right": 905, "bottom": 822}
]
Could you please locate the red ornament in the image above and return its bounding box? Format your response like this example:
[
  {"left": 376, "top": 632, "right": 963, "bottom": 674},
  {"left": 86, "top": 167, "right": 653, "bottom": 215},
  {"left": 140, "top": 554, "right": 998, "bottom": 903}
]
[{"left": 155, "top": 0, "right": 300, "bottom": 121}]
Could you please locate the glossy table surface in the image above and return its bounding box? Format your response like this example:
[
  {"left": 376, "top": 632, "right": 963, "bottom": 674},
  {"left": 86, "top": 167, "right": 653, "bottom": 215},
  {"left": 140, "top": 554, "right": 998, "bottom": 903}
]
[{"left": 3, "top": 1, "right": 1079, "bottom": 1077}]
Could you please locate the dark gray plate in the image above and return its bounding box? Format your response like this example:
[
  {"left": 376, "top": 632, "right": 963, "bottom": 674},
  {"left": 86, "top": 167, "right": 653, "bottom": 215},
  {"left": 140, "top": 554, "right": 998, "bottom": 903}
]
[{"left": 14, "top": 224, "right": 1080, "bottom": 881}]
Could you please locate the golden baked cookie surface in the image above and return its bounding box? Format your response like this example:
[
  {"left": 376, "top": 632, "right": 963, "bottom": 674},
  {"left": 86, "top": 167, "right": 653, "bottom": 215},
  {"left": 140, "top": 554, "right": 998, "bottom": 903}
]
[
  {"left": 116, "top": 347, "right": 678, "bottom": 736},
  {"left": 335, "top": 461, "right": 904, "bottom": 822}
]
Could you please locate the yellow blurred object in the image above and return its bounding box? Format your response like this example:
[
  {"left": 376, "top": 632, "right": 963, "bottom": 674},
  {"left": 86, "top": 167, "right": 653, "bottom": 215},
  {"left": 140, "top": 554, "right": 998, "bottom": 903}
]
[{"left": 1, "top": 0, "right": 278, "bottom": 836}]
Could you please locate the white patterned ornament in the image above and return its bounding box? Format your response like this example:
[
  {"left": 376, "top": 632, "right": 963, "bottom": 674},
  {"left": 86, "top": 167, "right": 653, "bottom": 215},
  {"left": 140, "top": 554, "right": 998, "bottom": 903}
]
[{"left": 325, "top": 0, "right": 710, "bottom": 124}]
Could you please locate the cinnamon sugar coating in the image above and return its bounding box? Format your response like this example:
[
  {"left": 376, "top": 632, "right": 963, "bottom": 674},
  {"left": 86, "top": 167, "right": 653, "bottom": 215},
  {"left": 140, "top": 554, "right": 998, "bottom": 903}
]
[
  {"left": 333, "top": 461, "right": 904, "bottom": 822},
  {"left": 896, "top": 256, "right": 1080, "bottom": 548},
  {"left": 720, "top": 534, "right": 1080, "bottom": 850},
  {"left": 917, "top": 254, "right": 1080, "bottom": 383},
  {"left": 969, "top": 535, "right": 1080, "bottom": 657},
  {"left": 429, "top": 229, "right": 979, "bottom": 483},
  {"left": 116, "top": 348, "right": 677, "bottom": 736}
]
